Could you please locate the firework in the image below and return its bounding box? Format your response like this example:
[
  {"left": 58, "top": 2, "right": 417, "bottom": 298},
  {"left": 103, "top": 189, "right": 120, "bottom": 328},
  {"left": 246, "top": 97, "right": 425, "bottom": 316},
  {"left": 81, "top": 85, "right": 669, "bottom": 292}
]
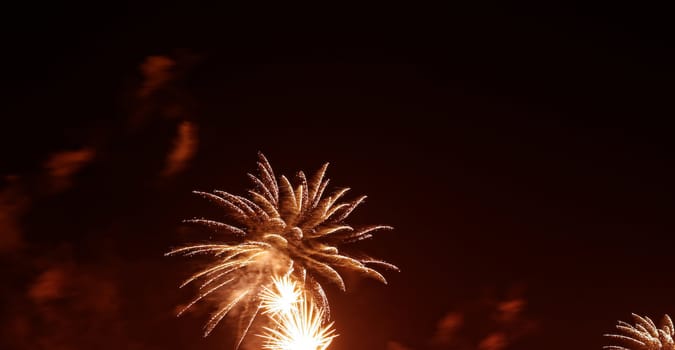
[
  {"left": 166, "top": 152, "right": 397, "bottom": 346},
  {"left": 260, "top": 285, "right": 337, "bottom": 350},
  {"left": 605, "top": 313, "right": 675, "bottom": 350},
  {"left": 260, "top": 274, "right": 303, "bottom": 316}
]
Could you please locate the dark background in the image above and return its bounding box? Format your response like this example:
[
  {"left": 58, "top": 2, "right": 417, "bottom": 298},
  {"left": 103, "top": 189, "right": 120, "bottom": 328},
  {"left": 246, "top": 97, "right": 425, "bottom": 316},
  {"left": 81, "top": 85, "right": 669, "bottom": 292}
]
[{"left": 1, "top": 2, "right": 674, "bottom": 350}]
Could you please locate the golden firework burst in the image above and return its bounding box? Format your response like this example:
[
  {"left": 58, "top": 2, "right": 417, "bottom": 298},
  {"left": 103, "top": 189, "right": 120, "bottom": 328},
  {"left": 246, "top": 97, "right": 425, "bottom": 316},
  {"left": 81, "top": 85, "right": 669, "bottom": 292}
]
[
  {"left": 166, "top": 152, "right": 397, "bottom": 346},
  {"left": 605, "top": 313, "right": 675, "bottom": 350}
]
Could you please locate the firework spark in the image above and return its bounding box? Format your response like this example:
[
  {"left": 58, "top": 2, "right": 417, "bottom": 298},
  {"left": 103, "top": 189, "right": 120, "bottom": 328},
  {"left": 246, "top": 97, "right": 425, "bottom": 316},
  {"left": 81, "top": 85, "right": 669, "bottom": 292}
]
[
  {"left": 605, "top": 314, "right": 675, "bottom": 350},
  {"left": 260, "top": 284, "right": 337, "bottom": 350},
  {"left": 167, "top": 152, "right": 397, "bottom": 346}
]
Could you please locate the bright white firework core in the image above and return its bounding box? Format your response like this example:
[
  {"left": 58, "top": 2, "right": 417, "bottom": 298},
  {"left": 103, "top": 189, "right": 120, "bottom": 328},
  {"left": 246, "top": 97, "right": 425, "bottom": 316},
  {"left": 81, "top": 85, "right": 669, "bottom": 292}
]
[
  {"left": 260, "top": 277, "right": 336, "bottom": 350},
  {"left": 261, "top": 275, "right": 302, "bottom": 315}
]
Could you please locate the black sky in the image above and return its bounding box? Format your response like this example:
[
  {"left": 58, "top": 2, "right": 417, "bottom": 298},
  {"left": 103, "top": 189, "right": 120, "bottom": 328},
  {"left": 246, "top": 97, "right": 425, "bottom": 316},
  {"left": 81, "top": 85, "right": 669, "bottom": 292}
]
[{"left": 1, "top": 2, "right": 674, "bottom": 350}]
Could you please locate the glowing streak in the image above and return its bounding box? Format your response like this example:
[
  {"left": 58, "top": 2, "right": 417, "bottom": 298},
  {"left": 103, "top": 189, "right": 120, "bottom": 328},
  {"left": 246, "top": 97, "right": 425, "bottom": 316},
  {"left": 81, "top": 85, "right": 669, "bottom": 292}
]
[
  {"left": 205, "top": 290, "right": 250, "bottom": 336},
  {"left": 178, "top": 252, "right": 255, "bottom": 288},
  {"left": 177, "top": 278, "right": 235, "bottom": 316}
]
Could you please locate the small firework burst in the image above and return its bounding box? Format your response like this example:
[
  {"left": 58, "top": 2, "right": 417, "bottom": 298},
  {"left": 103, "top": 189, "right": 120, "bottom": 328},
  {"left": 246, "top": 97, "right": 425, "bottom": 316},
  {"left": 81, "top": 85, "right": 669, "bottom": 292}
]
[
  {"left": 260, "top": 289, "right": 337, "bottom": 350},
  {"left": 260, "top": 274, "right": 303, "bottom": 316},
  {"left": 605, "top": 313, "right": 675, "bottom": 350}
]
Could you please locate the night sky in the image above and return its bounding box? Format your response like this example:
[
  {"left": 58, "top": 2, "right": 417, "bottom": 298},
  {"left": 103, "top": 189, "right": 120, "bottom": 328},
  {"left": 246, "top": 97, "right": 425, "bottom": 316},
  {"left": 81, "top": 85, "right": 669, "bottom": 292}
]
[{"left": 1, "top": 2, "right": 674, "bottom": 350}]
